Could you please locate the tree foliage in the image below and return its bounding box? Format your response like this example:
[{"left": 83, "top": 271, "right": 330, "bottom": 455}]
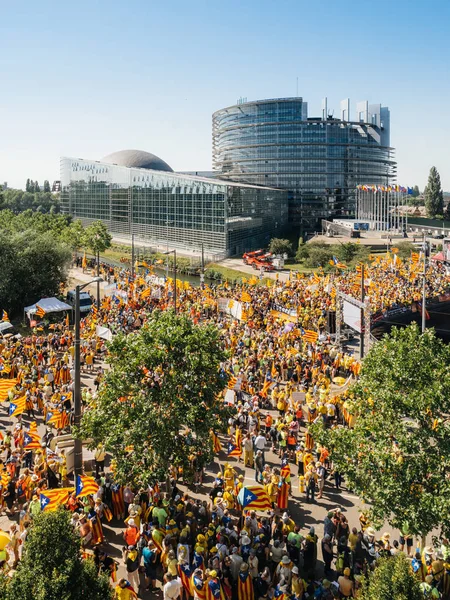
[
  {"left": 359, "top": 554, "right": 422, "bottom": 600},
  {"left": 0, "top": 227, "right": 71, "bottom": 315},
  {"left": 268, "top": 238, "right": 293, "bottom": 256},
  {"left": 310, "top": 324, "right": 450, "bottom": 538},
  {"left": 425, "top": 166, "right": 444, "bottom": 218},
  {"left": 85, "top": 220, "right": 112, "bottom": 255},
  {"left": 79, "top": 311, "right": 230, "bottom": 486},
  {"left": 1, "top": 188, "right": 60, "bottom": 213},
  {"left": 395, "top": 241, "right": 417, "bottom": 260},
  {"left": 4, "top": 509, "right": 112, "bottom": 600}
]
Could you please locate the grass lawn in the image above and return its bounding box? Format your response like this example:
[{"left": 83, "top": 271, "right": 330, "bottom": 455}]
[
  {"left": 284, "top": 263, "right": 318, "bottom": 273},
  {"left": 208, "top": 264, "right": 256, "bottom": 281}
]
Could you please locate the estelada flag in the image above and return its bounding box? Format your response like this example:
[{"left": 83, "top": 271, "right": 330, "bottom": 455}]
[
  {"left": 23, "top": 430, "right": 41, "bottom": 449},
  {"left": 76, "top": 475, "right": 99, "bottom": 498},
  {"left": 238, "top": 569, "right": 254, "bottom": 600},
  {"left": 40, "top": 487, "right": 73, "bottom": 511},
  {"left": 178, "top": 562, "right": 192, "bottom": 595},
  {"left": 228, "top": 429, "right": 242, "bottom": 457},
  {"left": 111, "top": 483, "right": 125, "bottom": 519},
  {"left": 210, "top": 431, "right": 222, "bottom": 454},
  {"left": 9, "top": 395, "right": 27, "bottom": 417},
  {"left": 237, "top": 485, "right": 272, "bottom": 511},
  {"left": 2, "top": 310, "right": 9, "bottom": 322},
  {"left": 277, "top": 481, "right": 289, "bottom": 511},
  {"left": 140, "top": 288, "right": 151, "bottom": 299},
  {"left": 0, "top": 379, "right": 18, "bottom": 402}
]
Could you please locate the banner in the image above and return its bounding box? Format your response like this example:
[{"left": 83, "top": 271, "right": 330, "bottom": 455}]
[{"left": 343, "top": 300, "right": 362, "bottom": 333}]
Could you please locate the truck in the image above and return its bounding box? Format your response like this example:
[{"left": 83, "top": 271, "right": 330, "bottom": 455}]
[{"left": 66, "top": 290, "right": 94, "bottom": 314}]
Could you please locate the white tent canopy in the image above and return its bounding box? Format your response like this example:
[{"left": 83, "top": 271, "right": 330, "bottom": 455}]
[{"left": 25, "top": 297, "right": 72, "bottom": 318}]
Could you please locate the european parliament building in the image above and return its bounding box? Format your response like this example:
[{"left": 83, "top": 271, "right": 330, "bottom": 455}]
[
  {"left": 60, "top": 150, "right": 287, "bottom": 258},
  {"left": 213, "top": 97, "right": 396, "bottom": 231}
]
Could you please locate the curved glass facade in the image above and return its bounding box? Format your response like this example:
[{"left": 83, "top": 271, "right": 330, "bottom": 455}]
[{"left": 213, "top": 98, "right": 396, "bottom": 231}]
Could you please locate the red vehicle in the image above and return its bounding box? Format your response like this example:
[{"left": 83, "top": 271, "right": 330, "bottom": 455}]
[
  {"left": 252, "top": 258, "right": 274, "bottom": 271},
  {"left": 243, "top": 249, "right": 263, "bottom": 264}
]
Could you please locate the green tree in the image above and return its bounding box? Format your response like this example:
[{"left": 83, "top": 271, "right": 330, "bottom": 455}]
[
  {"left": 79, "top": 311, "right": 230, "bottom": 486},
  {"left": 66, "top": 219, "right": 86, "bottom": 255},
  {"left": 395, "top": 241, "right": 417, "bottom": 260},
  {"left": 268, "top": 238, "right": 293, "bottom": 256},
  {"left": 34, "top": 181, "right": 40, "bottom": 193},
  {"left": 359, "top": 554, "right": 422, "bottom": 600},
  {"left": 304, "top": 243, "right": 333, "bottom": 268},
  {"left": 85, "top": 220, "right": 112, "bottom": 257},
  {"left": 25, "top": 178, "right": 31, "bottom": 192},
  {"left": 333, "top": 242, "right": 360, "bottom": 263},
  {"left": 424, "top": 166, "right": 444, "bottom": 217},
  {"left": 310, "top": 324, "right": 450, "bottom": 539},
  {"left": 0, "top": 228, "right": 71, "bottom": 315},
  {"left": 413, "top": 185, "right": 420, "bottom": 197},
  {"left": 5, "top": 509, "right": 112, "bottom": 600},
  {"left": 43, "top": 180, "right": 51, "bottom": 193}
]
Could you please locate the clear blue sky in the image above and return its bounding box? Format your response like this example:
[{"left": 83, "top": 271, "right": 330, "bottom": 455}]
[{"left": 1, "top": 0, "right": 449, "bottom": 190}]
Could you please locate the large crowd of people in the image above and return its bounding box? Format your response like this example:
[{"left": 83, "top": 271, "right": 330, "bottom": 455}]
[{"left": 0, "top": 252, "right": 449, "bottom": 598}]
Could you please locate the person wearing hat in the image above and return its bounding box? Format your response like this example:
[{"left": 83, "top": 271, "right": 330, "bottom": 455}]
[
  {"left": 275, "top": 555, "right": 293, "bottom": 586},
  {"left": 123, "top": 518, "right": 140, "bottom": 548},
  {"left": 337, "top": 567, "right": 354, "bottom": 598},
  {"left": 378, "top": 532, "right": 392, "bottom": 557},
  {"left": 291, "top": 566, "right": 307, "bottom": 598}
]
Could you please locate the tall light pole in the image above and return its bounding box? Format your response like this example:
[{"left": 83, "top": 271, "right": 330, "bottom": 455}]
[
  {"left": 422, "top": 234, "right": 428, "bottom": 333},
  {"left": 74, "top": 277, "right": 103, "bottom": 477},
  {"left": 200, "top": 243, "right": 205, "bottom": 288},
  {"left": 164, "top": 249, "right": 177, "bottom": 313},
  {"left": 165, "top": 220, "right": 174, "bottom": 279}
]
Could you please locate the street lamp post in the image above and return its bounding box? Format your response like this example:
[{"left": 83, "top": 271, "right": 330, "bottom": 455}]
[
  {"left": 422, "top": 234, "right": 428, "bottom": 333},
  {"left": 164, "top": 249, "right": 177, "bottom": 313},
  {"left": 74, "top": 276, "right": 103, "bottom": 477}
]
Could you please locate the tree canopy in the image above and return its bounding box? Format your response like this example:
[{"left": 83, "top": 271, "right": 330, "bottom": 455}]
[
  {"left": 85, "top": 220, "right": 112, "bottom": 255},
  {"left": 310, "top": 323, "right": 450, "bottom": 539},
  {"left": 359, "top": 554, "right": 422, "bottom": 600},
  {"left": 4, "top": 509, "right": 112, "bottom": 600},
  {"left": 79, "top": 310, "right": 230, "bottom": 486},
  {"left": 0, "top": 225, "right": 71, "bottom": 315},
  {"left": 424, "top": 166, "right": 444, "bottom": 218},
  {"left": 0, "top": 188, "right": 60, "bottom": 213},
  {"left": 268, "top": 238, "right": 293, "bottom": 256}
]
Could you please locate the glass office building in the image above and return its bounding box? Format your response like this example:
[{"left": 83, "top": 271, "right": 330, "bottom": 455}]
[
  {"left": 60, "top": 152, "right": 288, "bottom": 258},
  {"left": 213, "top": 97, "right": 396, "bottom": 231}
]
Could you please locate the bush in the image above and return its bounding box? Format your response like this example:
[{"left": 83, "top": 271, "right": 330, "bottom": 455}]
[
  {"left": 360, "top": 554, "right": 422, "bottom": 600},
  {"left": 304, "top": 244, "right": 334, "bottom": 268},
  {"left": 395, "top": 241, "right": 417, "bottom": 260},
  {"left": 268, "top": 238, "right": 293, "bottom": 256}
]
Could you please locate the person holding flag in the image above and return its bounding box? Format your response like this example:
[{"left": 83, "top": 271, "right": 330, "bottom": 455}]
[
  {"left": 114, "top": 578, "right": 138, "bottom": 599},
  {"left": 237, "top": 563, "right": 254, "bottom": 600}
]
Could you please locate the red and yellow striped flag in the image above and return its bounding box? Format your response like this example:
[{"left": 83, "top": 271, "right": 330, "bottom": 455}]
[
  {"left": 302, "top": 329, "right": 319, "bottom": 344},
  {"left": 2, "top": 311, "right": 9, "bottom": 322},
  {"left": 0, "top": 379, "right": 18, "bottom": 402},
  {"left": 35, "top": 305, "right": 46, "bottom": 318},
  {"left": 76, "top": 475, "right": 100, "bottom": 498},
  {"left": 9, "top": 395, "right": 27, "bottom": 417},
  {"left": 210, "top": 431, "right": 222, "bottom": 454},
  {"left": 241, "top": 291, "right": 252, "bottom": 303},
  {"left": 40, "top": 487, "right": 74, "bottom": 511},
  {"left": 140, "top": 288, "right": 151, "bottom": 299},
  {"left": 237, "top": 485, "right": 272, "bottom": 510}
]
